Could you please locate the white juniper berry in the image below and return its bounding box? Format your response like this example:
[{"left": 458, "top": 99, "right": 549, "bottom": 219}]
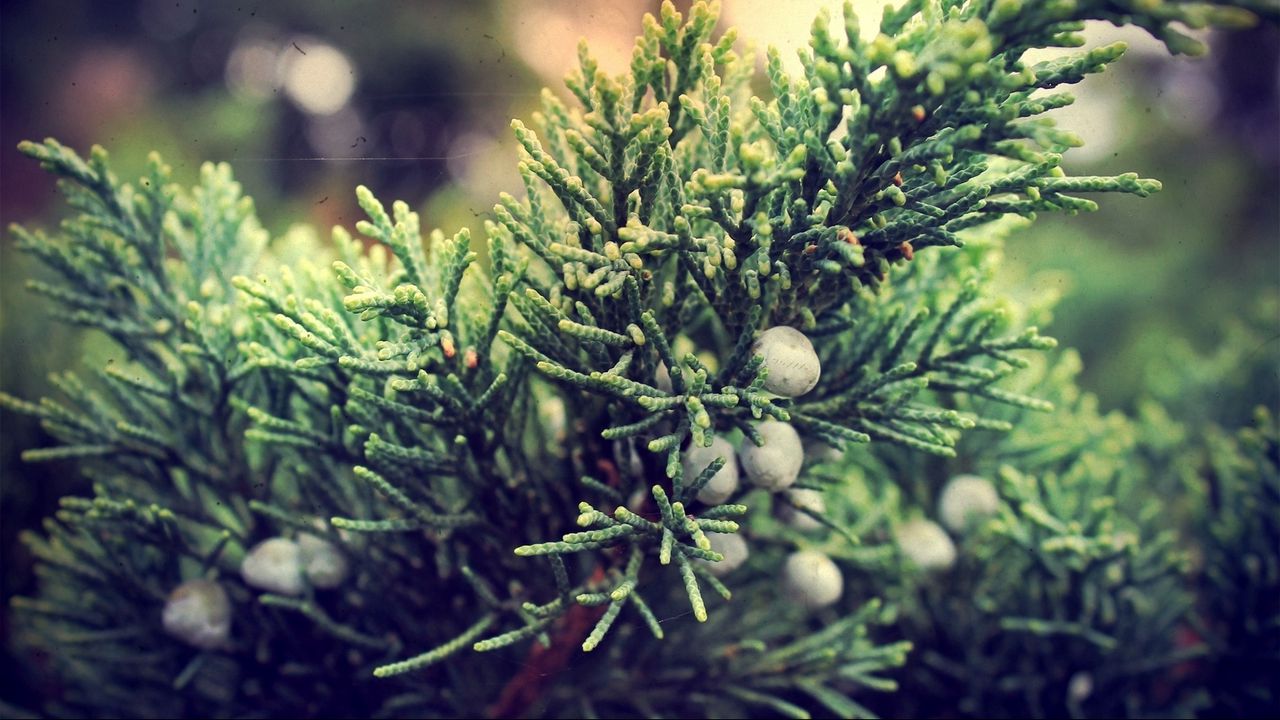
[
  {"left": 781, "top": 549, "right": 844, "bottom": 610},
  {"left": 240, "top": 537, "right": 305, "bottom": 596},
  {"left": 683, "top": 435, "right": 740, "bottom": 505},
  {"left": 895, "top": 519, "right": 957, "bottom": 571},
  {"left": 937, "top": 474, "right": 1000, "bottom": 533},
  {"left": 162, "top": 578, "right": 232, "bottom": 650},
  {"left": 777, "top": 488, "right": 827, "bottom": 531},
  {"left": 1069, "top": 671, "right": 1095, "bottom": 704},
  {"left": 739, "top": 421, "right": 804, "bottom": 491},
  {"left": 753, "top": 326, "right": 822, "bottom": 397},
  {"left": 702, "top": 533, "right": 749, "bottom": 577},
  {"left": 298, "top": 533, "right": 350, "bottom": 589}
]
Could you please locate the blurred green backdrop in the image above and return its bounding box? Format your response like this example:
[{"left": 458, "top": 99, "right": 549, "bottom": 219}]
[{"left": 2, "top": 0, "right": 1276, "bottom": 713}]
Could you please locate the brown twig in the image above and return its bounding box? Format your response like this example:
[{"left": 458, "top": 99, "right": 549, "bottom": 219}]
[
  {"left": 487, "top": 455, "right": 629, "bottom": 719},
  {"left": 487, "top": 565, "right": 607, "bottom": 719}
]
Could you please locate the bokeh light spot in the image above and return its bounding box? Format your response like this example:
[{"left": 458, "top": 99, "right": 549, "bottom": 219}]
[{"left": 279, "top": 38, "right": 356, "bottom": 116}]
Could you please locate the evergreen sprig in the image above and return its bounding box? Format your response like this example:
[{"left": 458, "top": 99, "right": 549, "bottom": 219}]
[{"left": 2, "top": 0, "right": 1270, "bottom": 718}]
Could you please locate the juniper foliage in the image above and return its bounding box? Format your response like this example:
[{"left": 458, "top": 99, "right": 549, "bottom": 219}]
[{"left": 2, "top": 1, "right": 1274, "bottom": 718}]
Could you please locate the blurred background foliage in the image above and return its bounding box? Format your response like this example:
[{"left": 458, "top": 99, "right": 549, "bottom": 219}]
[{"left": 1, "top": 0, "right": 1276, "bottom": 714}]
